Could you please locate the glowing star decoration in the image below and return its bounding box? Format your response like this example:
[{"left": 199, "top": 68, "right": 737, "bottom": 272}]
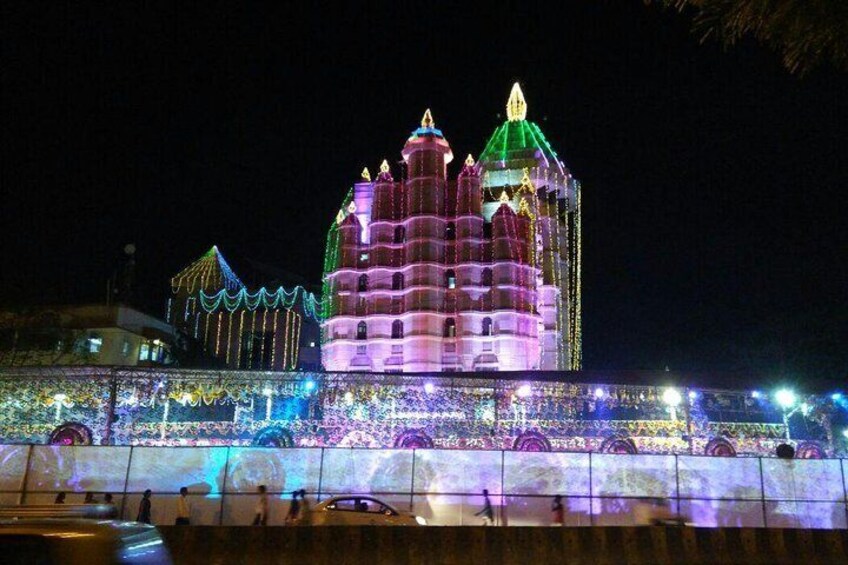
[
  {"left": 361, "top": 167, "right": 371, "bottom": 182},
  {"left": 347, "top": 201, "right": 357, "bottom": 214},
  {"left": 465, "top": 154, "right": 475, "bottom": 167},
  {"left": 499, "top": 190, "right": 510, "bottom": 205},
  {"left": 421, "top": 108, "right": 434, "bottom": 128},
  {"left": 506, "top": 82, "right": 527, "bottom": 122}
]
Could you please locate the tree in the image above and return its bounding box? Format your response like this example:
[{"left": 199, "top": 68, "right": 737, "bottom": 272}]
[{"left": 650, "top": 0, "right": 848, "bottom": 75}]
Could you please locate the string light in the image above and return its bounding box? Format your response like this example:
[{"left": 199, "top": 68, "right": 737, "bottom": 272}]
[{"left": 171, "top": 246, "right": 244, "bottom": 294}]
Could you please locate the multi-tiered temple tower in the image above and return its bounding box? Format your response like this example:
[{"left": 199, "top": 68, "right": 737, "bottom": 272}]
[{"left": 322, "top": 84, "right": 581, "bottom": 372}]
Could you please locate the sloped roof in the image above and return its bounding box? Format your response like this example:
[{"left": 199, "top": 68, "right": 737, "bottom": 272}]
[{"left": 171, "top": 246, "right": 244, "bottom": 294}]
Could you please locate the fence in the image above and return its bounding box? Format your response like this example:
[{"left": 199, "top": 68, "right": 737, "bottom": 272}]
[{"left": 1, "top": 444, "right": 846, "bottom": 529}]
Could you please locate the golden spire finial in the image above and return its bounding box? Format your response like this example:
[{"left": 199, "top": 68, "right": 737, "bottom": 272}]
[
  {"left": 421, "top": 108, "right": 435, "bottom": 128},
  {"left": 499, "top": 190, "right": 510, "bottom": 204},
  {"left": 465, "top": 154, "right": 475, "bottom": 166},
  {"left": 335, "top": 209, "right": 346, "bottom": 225},
  {"left": 506, "top": 82, "right": 527, "bottom": 122},
  {"left": 379, "top": 159, "right": 390, "bottom": 174},
  {"left": 518, "top": 198, "right": 533, "bottom": 217},
  {"left": 361, "top": 167, "right": 371, "bottom": 182},
  {"left": 347, "top": 201, "right": 357, "bottom": 214}
]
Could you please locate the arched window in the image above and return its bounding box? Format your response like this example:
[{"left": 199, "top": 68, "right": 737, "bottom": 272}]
[
  {"left": 358, "top": 274, "right": 368, "bottom": 292},
  {"left": 394, "top": 225, "right": 405, "bottom": 243},
  {"left": 357, "top": 321, "right": 367, "bottom": 340},
  {"left": 483, "top": 223, "right": 492, "bottom": 239},
  {"left": 392, "top": 272, "right": 404, "bottom": 290},
  {"left": 444, "top": 318, "right": 456, "bottom": 338},
  {"left": 482, "top": 317, "right": 493, "bottom": 336},
  {"left": 392, "top": 320, "right": 404, "bottom": 339},
  {"left": 481, "top": 268, "right": 492, "bottom": 287},
  {"left": 445, "top": 269, "right": 456, "bottom": 289},
  {"left": 445, "top": 222, "right": 456, "bottom": 240}
]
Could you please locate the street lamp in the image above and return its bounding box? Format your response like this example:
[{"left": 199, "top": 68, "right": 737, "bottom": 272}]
[{"left": 775, "top": 389, "right": 796, "bottom": 409}]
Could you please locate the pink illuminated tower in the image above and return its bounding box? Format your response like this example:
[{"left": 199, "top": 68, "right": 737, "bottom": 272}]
[{"left": 322, "top": 84, "right": 581, "bottom": 372}]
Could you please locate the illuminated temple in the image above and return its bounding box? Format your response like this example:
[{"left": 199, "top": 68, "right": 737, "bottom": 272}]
[
  {"left": 0, "top": 84, "right": 846, "bottom": 479},
  {"left": 321, "top": 84, "right": 581, "bottom": 372}
]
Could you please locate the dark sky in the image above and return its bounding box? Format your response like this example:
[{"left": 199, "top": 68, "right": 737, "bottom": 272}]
[{"left": 2, "top": 1, "right": 846, "bottom": 385}]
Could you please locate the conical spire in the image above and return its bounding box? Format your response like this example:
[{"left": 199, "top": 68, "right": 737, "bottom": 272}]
[
  {"left": 506, "top": 82, "right": 527, "bottom": 122},
  {"left": 518, "top": 168, "right": 535, "bottom": 193},
  {"left": 361, "top": 167, "right": 371, "bottom": 182},
  {"left": 421, "top": 108, "right": 435, "bottom": 128},
  {"left": 499, "top": 190, "right": 510, "bottom": 204},
  {"left": 518, "top": 198, "right": 533, "bottom": 217},
  {"left": 465, "top": 154, "right": 475, "bottom": 166},
  {"left": 380, "top": 159, "right": 390, "bottom": 174},
  {"left": 171, "top": 245, "right": 244, "bottom": 293}
]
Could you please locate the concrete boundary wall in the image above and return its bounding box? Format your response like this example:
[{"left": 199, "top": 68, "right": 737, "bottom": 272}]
[
  {"left": 157, "top": 526, "right": 848, "bottom": 565},
  {"left": 1, "top": 444, "right": 847, "bottom": 529}
]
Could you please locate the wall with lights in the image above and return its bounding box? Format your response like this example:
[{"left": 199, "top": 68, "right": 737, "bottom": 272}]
[
  {"left": 321, "top": 84, "right": 581, "bottom": 373},
  {"left": 1, "top": 443, "right": 846, "bottom": 528},
  {"left": 1, "top": 367, "right": 845, "bottom": 460}
]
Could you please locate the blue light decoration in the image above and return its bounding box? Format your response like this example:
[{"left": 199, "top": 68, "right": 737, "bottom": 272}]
[
  {"left": 304, "top": 380, "right": 316, "bottom": 392},
  {"left": 199, "top": 286, "right": 324, "bottom": 321}
]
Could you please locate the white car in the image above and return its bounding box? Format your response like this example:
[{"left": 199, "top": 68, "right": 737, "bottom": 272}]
[{"left": 311, "top": 496, "right": 426, "bottom": 526}]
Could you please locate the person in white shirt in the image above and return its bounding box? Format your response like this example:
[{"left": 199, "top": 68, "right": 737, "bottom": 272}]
[
  {"left": 175, "top": 486, "right": 191, "bottom": 525},
  {"left": 253, "top": 485, "right": 269, "bottom": 526}
]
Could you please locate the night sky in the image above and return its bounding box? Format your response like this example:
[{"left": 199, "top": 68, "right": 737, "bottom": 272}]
[{"left": 2, "top": 2, "right": 846, "bottom": 386}]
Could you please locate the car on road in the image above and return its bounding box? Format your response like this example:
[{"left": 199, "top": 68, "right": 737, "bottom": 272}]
[
  {"left": 0, "top": 505, "right": 172, "bottom": 565},
  {"left": 311, "top": 496, "right": 426, "bottom": 526}
]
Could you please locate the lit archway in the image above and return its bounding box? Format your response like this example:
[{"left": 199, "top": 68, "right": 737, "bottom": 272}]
[{"left": 49, "top": 422, "right": 93, "bottom": 446}]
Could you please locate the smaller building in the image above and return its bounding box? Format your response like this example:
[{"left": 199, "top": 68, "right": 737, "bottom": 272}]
[
  {"left": 0, "top": 304, "right": 175, "bottom": 367},
  {"left": 168, "top": 246, "right": 322, "bottom": 371}
]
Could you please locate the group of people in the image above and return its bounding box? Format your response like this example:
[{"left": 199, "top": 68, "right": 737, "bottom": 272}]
[{"left": 51, "top": 485, "right": 287, "bottom": 526}]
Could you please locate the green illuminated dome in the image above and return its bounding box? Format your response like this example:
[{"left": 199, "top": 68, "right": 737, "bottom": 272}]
[{"left": 479, "top": 83, "right": 564, "bottom": 174}]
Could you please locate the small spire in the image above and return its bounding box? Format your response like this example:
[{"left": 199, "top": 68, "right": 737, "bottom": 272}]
[
  {"left": 335, "top": 210, "right": 346, "bottom": 225},
  {"left": 361, "top": 167, "right": 371, "bottom": 182},
  {"left": 499, "top": 190, "right": 510, "bottom": 204},
  {"left": 518, "top": 168, "right": 535, "bottom": 193},
  {"left": 421, "top": 108, "right": 435, "bottom": 128},
  {"left": 506, "top": 82, "right": 527, "bottom": 122},
  {"left": 380, "top": 159, "right": 390, "bottom": 174},
  {"left": 465, "top": 154, "right": 475, "bottom": 166},
  {"left": 347, "top": 201, "right": 357, "bottom": 214}
]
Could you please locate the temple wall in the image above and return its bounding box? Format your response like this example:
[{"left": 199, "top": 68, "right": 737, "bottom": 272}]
[{"left": 1, "top": 444, "right": 846, "bottom": 529}]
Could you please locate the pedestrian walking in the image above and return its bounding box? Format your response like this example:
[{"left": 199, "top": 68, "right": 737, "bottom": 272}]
[
  {"left": 252, "top": 485, "right": 269, "bottom": 526},
  {"left": 474, "top": 489, "right": 494, "bottom": 526},
  {"left": 298, "top": 489, "right": 311, "bottom": 526},
  {"left": 137, "top": 489, "right": 152, "bottom": 524},
  {"left": 284, "top": 490, "right": 301, "bottom": 525},
  {"left": 551, "top": 495, "right": 564, "bottom": 526},
  {"left": 175, "top": 486, "right": 191, "bottom": 525},
  {"left": 54, "top": 492, "right": 66, "bottom": 504}
]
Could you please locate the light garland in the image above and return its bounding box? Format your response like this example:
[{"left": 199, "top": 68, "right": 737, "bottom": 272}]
[{"left": 171, "top": 246, "right": 244, "bottom": 294}]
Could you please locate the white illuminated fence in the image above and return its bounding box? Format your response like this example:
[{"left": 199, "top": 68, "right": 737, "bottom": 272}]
[{"left": 0, "top": 444, "right": 846, "bottom": 529}]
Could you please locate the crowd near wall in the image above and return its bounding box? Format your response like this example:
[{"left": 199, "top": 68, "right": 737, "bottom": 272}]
[{"left": 1, "top": 444, "right": 846, "bottom": 529}]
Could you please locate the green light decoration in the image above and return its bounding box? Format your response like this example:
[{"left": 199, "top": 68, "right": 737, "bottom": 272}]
[{"left": 479, "top": 85, "right": 560, "bottom": 166}]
